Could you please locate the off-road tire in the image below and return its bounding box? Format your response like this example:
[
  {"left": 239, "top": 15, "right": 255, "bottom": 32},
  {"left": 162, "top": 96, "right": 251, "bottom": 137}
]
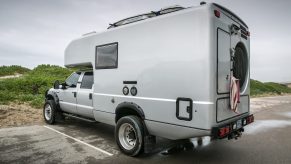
[
  {"left": 115, "top": 116, "right": 144, "bottom": 156},
  {"left": 43, "top": 100, "right": 57, "bottom": 124}
]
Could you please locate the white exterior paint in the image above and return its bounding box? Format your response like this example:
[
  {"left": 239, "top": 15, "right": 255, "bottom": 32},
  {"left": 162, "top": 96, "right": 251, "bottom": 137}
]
[{"left": 58, "top": 3, "right": 251, "bottom": 140}]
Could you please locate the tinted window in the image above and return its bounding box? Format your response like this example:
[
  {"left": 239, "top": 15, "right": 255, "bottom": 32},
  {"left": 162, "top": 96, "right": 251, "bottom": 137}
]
[
  {"left": 81, "top": 72, "right": 93, "bottom": 89},
  {"left": 65, "top": 72, "right": 80, "bottom": 87},
  {"left": 95, "top": 43, "right": 118, "bottom": 69}
]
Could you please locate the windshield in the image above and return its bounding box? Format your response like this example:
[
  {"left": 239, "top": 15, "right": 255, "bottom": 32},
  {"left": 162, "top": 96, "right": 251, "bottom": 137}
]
[{"left": 65, "top": 72, "right": 81, "bottom": 87}]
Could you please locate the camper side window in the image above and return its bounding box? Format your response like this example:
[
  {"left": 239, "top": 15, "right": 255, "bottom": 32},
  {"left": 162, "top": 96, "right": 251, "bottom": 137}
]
[{"left": 95, "top": 42, "right": 118, "bottom": 69}]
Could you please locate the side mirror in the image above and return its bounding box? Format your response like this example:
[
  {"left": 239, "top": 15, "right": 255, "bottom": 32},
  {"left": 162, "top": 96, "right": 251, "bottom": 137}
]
[
  {"left": 61, "top": 82, "right": 68, "bottom": 89},
  {"left": 53, "top": 80, "right": 60, "bottom": 89}
]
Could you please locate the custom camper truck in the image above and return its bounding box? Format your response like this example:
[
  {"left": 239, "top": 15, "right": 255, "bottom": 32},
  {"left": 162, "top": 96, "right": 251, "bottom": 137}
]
[{"left": 44, "top": 3, "right": 254, "bottom": 156}]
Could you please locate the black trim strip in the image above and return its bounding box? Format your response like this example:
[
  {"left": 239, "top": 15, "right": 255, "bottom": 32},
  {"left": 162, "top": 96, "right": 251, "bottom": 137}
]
[
  {"left": 123, "top": 81, "right": 137, "bottom": 84},
  {"left": 240, "top": 25, "right": 247, "bottom": 32},
  {"left": 145, "top": 119, "right": 210, "bottom": 131},
  {"left": 241, "top": 34, "right": 247, "bottom": 40},
  {"left": 94, "top": 109, "right": 115, "bottom": 114},
  {"left": 216, "top": 95, "right": 250, "bottom": 123}
]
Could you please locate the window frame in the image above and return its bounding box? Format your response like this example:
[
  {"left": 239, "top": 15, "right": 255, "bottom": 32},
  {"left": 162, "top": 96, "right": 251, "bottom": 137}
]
[
  {"left": 80, "top": 72, "right": 94, "bottom": 89},
  {"left": 95, "top": 42, "right": 118, "bottom": 69}
]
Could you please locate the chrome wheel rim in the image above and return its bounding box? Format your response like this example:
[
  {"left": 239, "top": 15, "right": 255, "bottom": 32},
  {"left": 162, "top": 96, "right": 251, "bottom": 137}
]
[
  {"left": 44, "top": 104, "right": 52, "bottom": 120},
  {"left": 118, "top": 123, "right": 137, "bottom": 150}
]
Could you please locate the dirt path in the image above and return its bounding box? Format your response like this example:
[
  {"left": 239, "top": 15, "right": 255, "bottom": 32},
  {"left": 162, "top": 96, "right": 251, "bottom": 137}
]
[
  {"left": 0, "top": 103, "right": 43, "bottom": 128},
  {"left": 0, "top": 74, "right": 23, "bottom": 80}
]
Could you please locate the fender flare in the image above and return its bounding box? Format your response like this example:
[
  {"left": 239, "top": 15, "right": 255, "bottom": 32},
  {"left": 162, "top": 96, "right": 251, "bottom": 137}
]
[
  {"left": 115, "top": 102, "right": 145, "bottom": 123},
  {"left": 45, "top": 90, "right": 60, "bottom": 110}
]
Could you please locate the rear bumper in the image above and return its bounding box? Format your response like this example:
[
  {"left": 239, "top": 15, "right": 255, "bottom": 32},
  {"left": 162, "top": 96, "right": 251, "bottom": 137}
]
[{"left": 211, "top": 114, "right": 254, "bottom": 139}]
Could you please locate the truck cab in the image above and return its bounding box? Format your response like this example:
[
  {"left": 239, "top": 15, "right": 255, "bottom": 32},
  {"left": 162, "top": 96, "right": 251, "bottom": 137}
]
[{"left": 44, "top": 71, "right": 95, "bottom": 123}]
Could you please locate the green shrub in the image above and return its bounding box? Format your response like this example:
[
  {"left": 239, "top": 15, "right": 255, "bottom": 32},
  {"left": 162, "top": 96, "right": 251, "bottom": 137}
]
[
  {"left": 0, "top": 65, "right": 30, "bottom": 76},
  {"left": 250, "top": 79, "right": 291, "bottom": 96},
  {"left": 29, "top": 95, "right": 45, "bottom": 108},
  {"left": 0, "top": 64, "right": 74, "bottom": 107}
]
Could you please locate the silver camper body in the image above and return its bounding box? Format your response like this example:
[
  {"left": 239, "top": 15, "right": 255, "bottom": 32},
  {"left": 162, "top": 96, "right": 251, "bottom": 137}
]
[
  {"left": 62, "top": 3, "right": 250, "bottom": 139},
  {"left": 45, "top": 3, "right": 252, "bottom": 155}
]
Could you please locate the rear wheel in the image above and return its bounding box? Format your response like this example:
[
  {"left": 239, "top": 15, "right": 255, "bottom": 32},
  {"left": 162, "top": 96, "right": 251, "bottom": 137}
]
[
  {"left": 43, "top": 100, "right": 57, "bottom": 124},
  {"left": 115, "top": 116, "right": 144, "bottom": 156}
]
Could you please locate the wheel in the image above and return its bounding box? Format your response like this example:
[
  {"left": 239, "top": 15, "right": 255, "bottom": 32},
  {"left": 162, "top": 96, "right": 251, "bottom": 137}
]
[
  {"left": 43, "top": 100, "right": 57, "bottom": 124},
  {"left": 115, "top": 116, "right": 144, "bottom": 156}
]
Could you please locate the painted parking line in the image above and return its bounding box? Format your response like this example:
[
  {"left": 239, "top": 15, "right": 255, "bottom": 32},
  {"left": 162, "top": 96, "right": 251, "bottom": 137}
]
[{"left": 43, "top": 125, "right": 113, "bottom": 156}]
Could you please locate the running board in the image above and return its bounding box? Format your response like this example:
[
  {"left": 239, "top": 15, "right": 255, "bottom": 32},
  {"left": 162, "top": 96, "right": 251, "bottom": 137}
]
[{"left": 63, "top": 113, "right": 97, "bottom": 123}]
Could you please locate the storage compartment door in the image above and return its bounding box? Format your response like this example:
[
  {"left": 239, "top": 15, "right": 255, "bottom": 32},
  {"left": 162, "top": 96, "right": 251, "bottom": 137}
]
[{"left": 217, "top": 29, "right": 231, "bottom": 94}]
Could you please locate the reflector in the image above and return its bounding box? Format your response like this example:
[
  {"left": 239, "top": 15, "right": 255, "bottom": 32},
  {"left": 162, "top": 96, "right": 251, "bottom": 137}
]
[{"left": 214, "top": 10, "right": 220, "bottom": 18}]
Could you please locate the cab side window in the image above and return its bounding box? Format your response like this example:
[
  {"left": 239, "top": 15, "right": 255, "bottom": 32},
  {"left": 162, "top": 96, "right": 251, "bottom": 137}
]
[
  {"left": 81, "top": 72, "right": 94, "bottom": 89},
  {"left": 65, "top": 72, "right": 81, "bottom": 88}
]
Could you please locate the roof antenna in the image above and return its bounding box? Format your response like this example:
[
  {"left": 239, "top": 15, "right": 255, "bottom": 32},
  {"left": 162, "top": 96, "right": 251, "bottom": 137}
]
[{"left": 200, "top": 1, "right": 206, "bottom": 5}]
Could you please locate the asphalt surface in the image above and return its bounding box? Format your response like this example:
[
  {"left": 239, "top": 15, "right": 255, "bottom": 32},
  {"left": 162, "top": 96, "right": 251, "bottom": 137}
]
[{"left": 1, "top": 96, "right": 291, "bottom": 164}]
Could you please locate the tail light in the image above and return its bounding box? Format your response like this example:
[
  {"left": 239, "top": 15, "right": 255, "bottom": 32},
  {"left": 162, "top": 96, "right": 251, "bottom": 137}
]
[
  {"left": 246, "top": 115, "right": 254, "bottom": 124},
  {"left": 214, "top": 10, "right": 220, "bottom": 18},
  {"left": 219, "top": 126, "right": 230, "bottom": 137},
  {"left": 216, "top": 115, "right": 254, "bottom": 138}
]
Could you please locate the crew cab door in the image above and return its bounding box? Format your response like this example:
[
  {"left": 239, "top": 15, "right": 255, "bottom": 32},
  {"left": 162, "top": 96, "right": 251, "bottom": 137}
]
[
  {"left": 59, "top": 72, "right": 81, "bottom": 115},
  {"left": 76, "top": 72, "right": 94, "bottom": 118}
]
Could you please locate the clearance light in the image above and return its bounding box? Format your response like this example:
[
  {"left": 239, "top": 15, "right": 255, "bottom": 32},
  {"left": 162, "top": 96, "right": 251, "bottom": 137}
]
[{"left": 214, "top": 10, "right": 220, "bottom": 18}]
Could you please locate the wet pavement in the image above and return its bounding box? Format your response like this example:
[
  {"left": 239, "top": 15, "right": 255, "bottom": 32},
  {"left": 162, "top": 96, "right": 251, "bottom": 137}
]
[{"left": 1, "top": 96, "right": 291, "bottom": 163}]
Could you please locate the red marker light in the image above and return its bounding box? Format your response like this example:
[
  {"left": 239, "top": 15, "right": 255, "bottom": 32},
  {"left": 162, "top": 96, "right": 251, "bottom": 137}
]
[
  {"left": 214, "top": 10, "right": 220, "bottom": 18},
  {"left": 219, "top": 128, "right": 225, "bottom": 137}
]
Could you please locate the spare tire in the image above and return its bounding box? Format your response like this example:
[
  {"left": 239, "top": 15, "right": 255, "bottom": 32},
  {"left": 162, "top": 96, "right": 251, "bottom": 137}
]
[{"left": 233, "top": 43, "right": 248, "bottom": 90}]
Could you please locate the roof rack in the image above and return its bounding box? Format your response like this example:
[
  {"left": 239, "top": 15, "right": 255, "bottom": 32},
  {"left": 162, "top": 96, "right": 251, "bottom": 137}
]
[{"left": 108, "top": 5, "right": 185, "bottom": 29}]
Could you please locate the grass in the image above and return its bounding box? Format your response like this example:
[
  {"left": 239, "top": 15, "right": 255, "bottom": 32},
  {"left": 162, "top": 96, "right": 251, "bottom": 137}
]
[
  {"left": 0, "top": 65, "right": 290, "bottom": 109},
  {"left": 250, "top": 79, "right": 291, "bottom": 97},
  {"left": 0, "top": 64, "right": 74, "bottom": 108},
  {"left": 0, "top": 65, "right": 30, "bottom": 76}
]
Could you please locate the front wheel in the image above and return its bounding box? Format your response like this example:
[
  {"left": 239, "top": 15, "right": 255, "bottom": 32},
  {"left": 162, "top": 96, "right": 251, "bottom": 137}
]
[
  {"left": 43, "top": 100, "right": 57, "bottom": 124},
  {"left": 115, "top": 116, "right": 144, "bottom": 156}
]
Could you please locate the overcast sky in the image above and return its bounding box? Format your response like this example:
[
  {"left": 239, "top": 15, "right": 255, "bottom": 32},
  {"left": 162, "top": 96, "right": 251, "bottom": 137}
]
[{"left": 0, "top": 0, "right": 290, "bottom": 82}]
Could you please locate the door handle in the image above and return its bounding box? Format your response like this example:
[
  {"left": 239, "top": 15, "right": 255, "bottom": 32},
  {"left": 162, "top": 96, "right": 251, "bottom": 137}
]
[
  {"left": 89, "top": 93, "right": 92, "bottom": 100},
  {"left": 72, "top": 92, "right": 77, "bottom": 98}
]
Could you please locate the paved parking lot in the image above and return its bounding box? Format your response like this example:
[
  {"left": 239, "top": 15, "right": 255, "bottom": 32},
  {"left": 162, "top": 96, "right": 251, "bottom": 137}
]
[{"left": 1, "top": 96, "right": 291, "bottom": 163}]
